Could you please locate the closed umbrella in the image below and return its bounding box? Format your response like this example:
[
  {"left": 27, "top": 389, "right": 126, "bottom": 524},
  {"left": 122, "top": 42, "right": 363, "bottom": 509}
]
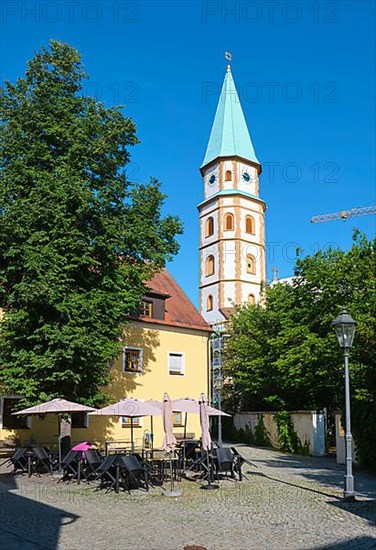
[
  {"left": 162, "top": 393, "right": 177, "bottom": 452},
  {"left": 162, "top": 393, "right": 181, "bottom": 497},
  {"left": 199, "top": 393, "right": 218, "bottom": 490}
]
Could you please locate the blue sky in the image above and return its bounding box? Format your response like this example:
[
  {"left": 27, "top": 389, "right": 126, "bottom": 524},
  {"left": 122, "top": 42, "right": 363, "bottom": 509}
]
[{"left": 1, "top": 1, "right": 375, "bottom": 307}]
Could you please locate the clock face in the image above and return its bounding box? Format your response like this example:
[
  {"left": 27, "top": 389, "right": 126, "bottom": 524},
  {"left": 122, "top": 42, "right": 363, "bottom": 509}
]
[
  {"left": 242, "top": 172, "right": 251, "bottom": 183},
  {"left": 208, "top": 174, "right": 216, "bottom": 186}
]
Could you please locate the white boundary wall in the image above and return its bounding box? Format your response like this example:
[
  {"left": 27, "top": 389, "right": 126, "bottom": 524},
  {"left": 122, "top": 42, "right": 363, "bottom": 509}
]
[{"left": 234, "top": 411, "right": 326, "bottom": 457}]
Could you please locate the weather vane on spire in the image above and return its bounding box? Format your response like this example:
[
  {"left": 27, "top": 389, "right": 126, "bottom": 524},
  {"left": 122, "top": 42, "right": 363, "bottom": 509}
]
[{"left": 224, "top": 51, "right": 232, "bottom": 72}]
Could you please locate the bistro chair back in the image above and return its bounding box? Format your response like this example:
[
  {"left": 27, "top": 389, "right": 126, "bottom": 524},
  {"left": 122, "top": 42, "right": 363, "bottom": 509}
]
[
  {"left": 85, "top": 449, "right": 103, "bottom": 480},
  {"left": 121, "top": 455, "right": 149, "bottom": 492},
  {"left": 60, "top": 450, "right": 81, "bottom": 482},
  {"left": 32, "top": 446, "right": 55, "bottom": 475},
  {"left": 6, "top": 447, "right": 29, "bottom": 475},
  {"left": 95, "top": 454, "right": 117, "bottom": 491},
  {"left": 215, "top": 448, "right": 236, "bottom": 480},
  {"left": 85, "top": 449, "right": 102, "bottom": 465},
  {"left": 178, "top": 440, "right": 200, "bottom": 470}
]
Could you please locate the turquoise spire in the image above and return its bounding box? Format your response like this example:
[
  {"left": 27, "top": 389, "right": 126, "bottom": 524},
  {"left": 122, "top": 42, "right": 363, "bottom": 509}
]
[{"left": 201, "top": 66, "right": 260, "bottom": 168}]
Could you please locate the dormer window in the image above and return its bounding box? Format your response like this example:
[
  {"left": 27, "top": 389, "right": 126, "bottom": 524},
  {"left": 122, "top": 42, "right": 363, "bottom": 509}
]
[{"left": 140, "top": 300, "right": 153, "bottom": 317}]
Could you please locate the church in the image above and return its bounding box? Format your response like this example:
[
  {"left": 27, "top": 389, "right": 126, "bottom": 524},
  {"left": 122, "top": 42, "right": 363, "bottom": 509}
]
[{"left": 199, "top": 63, "right": 266, "bottom": 325}]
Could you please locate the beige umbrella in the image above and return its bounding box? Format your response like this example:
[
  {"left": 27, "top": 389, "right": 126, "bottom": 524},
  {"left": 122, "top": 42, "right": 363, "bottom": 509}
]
[
  {"left": 13, "top": 398, "right": 96, "bottom": 465},
  {"left": 199, "top": 393, "right": 218, "bottom": 490},
  {"left": 162, "top": 393, "right": 181, "bottom": 497},
  {"left": 172, "top": 397, "right": 231, "bottom": 439},
  {"left": 14, "top": 398, "right": 95, "bottom": 416},
  {"left": 89, "top": 398, "right": 161, "bottom": 452}
]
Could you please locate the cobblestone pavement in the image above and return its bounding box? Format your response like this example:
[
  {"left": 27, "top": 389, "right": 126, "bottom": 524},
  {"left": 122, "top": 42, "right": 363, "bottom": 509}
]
[{"left": 1, "top": 445, "right": 375, "bottom": 550}]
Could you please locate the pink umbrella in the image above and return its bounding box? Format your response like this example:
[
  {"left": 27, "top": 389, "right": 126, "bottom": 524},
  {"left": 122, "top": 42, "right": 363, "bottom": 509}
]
[{"left": 71, "top": 442, "right": 95, "bottom": 452}]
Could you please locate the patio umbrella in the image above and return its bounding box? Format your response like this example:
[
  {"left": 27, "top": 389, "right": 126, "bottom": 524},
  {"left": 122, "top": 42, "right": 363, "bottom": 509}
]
[
  {"left": 12, "top": 398, "right": 96, "bottom": 465},
  {"left": 172, "top": 397, "right": 231, "bottom": 439},
  {"left": 199, "top": 393, "right": 218, "bottom": 490},
  {"left": 89, "top": 399, "right": 161, "bottom": 452},
  {"left": 14, "top": 398, "right": 96, "bottom": 416},
  {"left": 71, "top": 442, "right": 96, "bottom": 452},
  {"left": 162, "top": 393, "right": 181, "bottom": 497}
]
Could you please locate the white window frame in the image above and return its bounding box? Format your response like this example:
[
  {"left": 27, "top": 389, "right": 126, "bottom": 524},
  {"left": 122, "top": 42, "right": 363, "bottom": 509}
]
[
  {"left": 120, "top": 416, "right": 143, "bottom": 428},
  {"left": 167, "top": 352, "right": 185, "bottom": 376},
  {"left": 173, "top": 411, "right": 184, "bottom": 427},
  {"left": 122, "top": 347, "right": 143, "bottom": 373}
]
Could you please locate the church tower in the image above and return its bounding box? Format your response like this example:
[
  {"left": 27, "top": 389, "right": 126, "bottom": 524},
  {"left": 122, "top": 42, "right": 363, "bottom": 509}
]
[{"left": 199, "top": 65, "right": 266, "bottom": 324}]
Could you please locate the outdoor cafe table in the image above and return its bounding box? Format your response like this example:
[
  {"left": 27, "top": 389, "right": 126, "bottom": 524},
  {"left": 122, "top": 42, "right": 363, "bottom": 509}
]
[{"left": 142, "top": 451, "right": 180, "bottom": 484}]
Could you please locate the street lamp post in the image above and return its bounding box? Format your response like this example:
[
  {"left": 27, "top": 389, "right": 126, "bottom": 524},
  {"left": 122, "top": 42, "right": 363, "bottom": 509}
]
[
  {"left": 332, "top": 309, "right": 357, "bottom": 502},
  {"left": 214, "top": 373, "right": 224, "bottom": 446}
]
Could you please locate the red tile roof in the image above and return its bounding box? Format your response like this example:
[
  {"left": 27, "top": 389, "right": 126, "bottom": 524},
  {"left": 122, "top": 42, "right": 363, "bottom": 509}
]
[{"left": 135, "top": 269, "right": 212, "bottom": 332}]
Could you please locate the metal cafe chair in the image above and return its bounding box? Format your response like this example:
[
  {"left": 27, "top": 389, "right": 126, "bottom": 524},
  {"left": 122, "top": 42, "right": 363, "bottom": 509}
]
[
  {"left": 2, "top": 447, "right": 29, "bottom": 476},
  {"left": 32, "top": 446, "right": 57, "bottom": 475},
  {"left": 213, "top": 447, "right": 237, "bottom": 481},
  {"left": 94, "top": 454, "right": 118, "bottom": 492},
  {"left": 84, "top": 449, "right": 104, "bottom": 481},
  {"left": 121, "top": 455, "right": 149, "bottom": 493},
  {"left": 59, "top": 450, "right": 82, "bottom": 483}
]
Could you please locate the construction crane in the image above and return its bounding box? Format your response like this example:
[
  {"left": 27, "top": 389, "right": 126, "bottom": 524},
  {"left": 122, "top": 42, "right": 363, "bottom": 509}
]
[{"left": 311, "top": 205, "right": 376, "bottom": 223}]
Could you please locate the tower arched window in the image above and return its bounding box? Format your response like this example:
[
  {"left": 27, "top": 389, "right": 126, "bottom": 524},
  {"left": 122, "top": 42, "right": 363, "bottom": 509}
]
[
  {"left": 246, "top": 254, "right": 256, "bottom": 275},
  {"left": 207, "top": 295, "right": 213, "bottom": 311},
  {"left": 248, "top": 294, "right": 256, "bottom": 305},
  {"left": 225, "top": 170, "right": 232, "bottom": 181},
  {"left": 205, "top": 217, "right": 214, "bottom": 237},
  {"left": 224, "top": 213, "right": 234, "bottom": 231},
  {"left": 206, "top": 255, "right": 215, "bottom": 277},
  {"left": 245, "top": 216, "right": 255, "bottom": 235}
]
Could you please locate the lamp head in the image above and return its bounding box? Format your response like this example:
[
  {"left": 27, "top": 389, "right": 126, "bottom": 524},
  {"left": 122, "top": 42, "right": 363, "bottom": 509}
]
[{"left": 331, "top": 309, "right": 356, "bottom": 350}]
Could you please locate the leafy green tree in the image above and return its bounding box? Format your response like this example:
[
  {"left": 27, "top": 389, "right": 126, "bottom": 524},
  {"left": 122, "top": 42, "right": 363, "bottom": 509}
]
[
  {"left": 0, "top": 41, "right": 182, "bottom": 407},
  {"left": 224, "top": 232, "right": 376, "bottom": 468}
]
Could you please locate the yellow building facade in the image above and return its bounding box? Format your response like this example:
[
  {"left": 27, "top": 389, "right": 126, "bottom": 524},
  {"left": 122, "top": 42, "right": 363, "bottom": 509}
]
[{"left": 0, "top": 270, "right": 211, "bottom": 450}]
